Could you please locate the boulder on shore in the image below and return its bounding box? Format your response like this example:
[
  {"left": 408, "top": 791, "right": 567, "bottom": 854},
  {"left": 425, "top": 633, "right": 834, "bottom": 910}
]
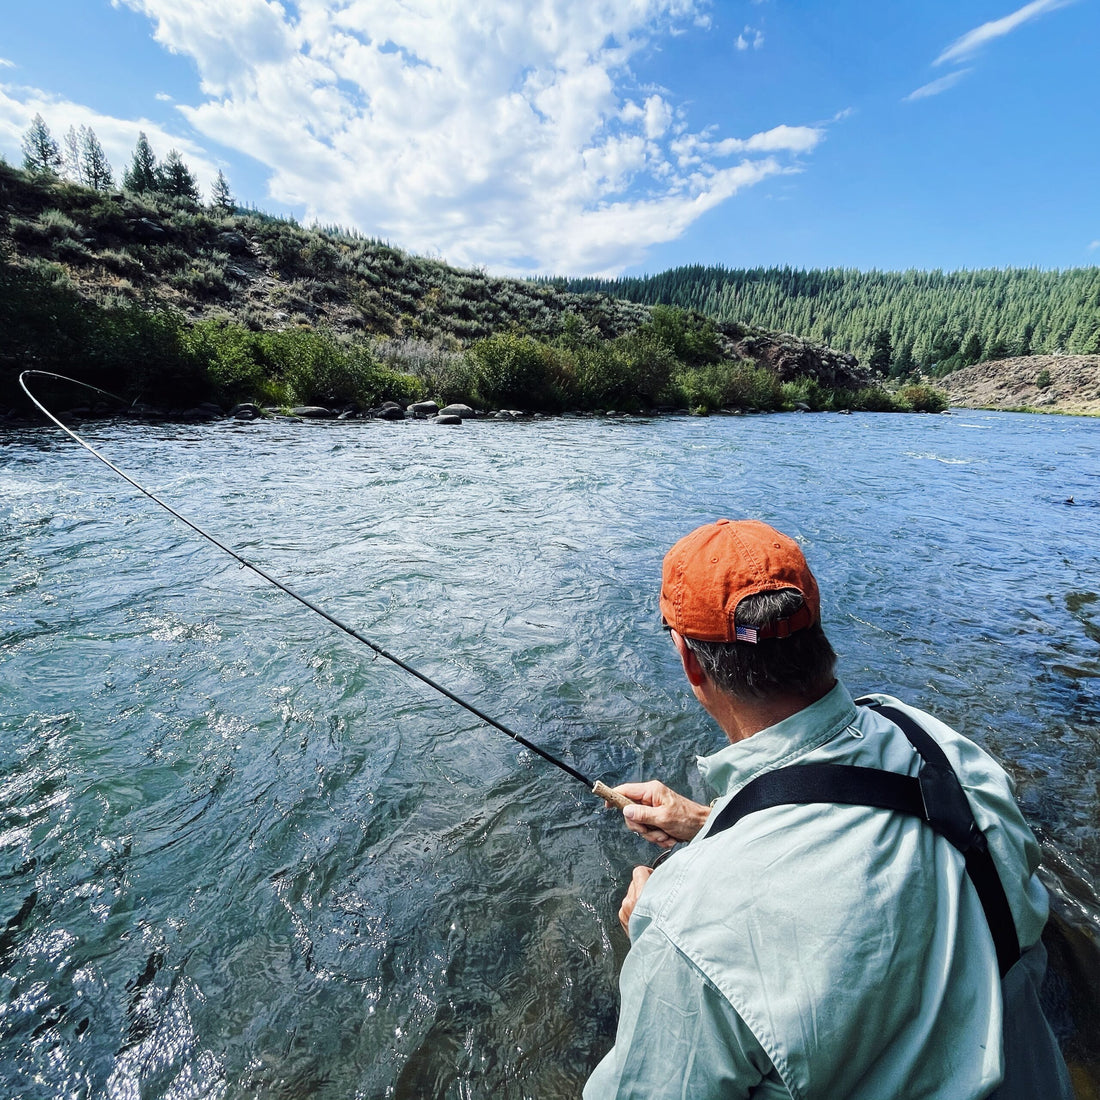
[
  {"left": 431, "top": 414, "right": 461, "bottom": 426},
  {"left": 181, "top": 403, "right": 223, "bottom": 421},
  {"left": 407, "top": 400, "right": 440, "bottom": 418},
  {"left": 372, "top": 402, "right": 406, "bottom": 420},
  {"left": 290, "top": 406, "right": 336, "bottom": 418},
  {"left": 439, "top": 403, "right": 474, "bottom": 418}
]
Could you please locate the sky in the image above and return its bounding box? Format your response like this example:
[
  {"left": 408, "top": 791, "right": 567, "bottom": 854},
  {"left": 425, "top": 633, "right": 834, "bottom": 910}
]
[{"left": 1, "top": 0, "right": 1098, "bottom": 278}]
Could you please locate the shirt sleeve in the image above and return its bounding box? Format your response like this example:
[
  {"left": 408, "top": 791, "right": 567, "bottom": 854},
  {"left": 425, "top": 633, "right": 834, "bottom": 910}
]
[{"left": 584, "top": 925, "right": 786, "bottom": 1099}]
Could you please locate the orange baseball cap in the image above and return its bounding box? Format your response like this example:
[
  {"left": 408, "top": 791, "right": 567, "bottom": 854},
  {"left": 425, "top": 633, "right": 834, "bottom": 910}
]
[{"left": 659, "top": 519, "right": 820, "bottom": 644}]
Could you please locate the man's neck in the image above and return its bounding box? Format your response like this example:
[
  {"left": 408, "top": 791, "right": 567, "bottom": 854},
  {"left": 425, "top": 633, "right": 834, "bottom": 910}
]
[{"left": 712, "top": 682, "right": 835, "bottom": 744}]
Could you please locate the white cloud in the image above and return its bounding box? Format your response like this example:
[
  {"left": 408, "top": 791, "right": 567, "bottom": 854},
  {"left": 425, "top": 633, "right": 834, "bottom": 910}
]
[
  {"left": 0, "top": 58, "right": 15, "bottom": 70},
  {"left": 934, "top": 0, "right": 1076, "bottom": 66},
  {"left": 1089, "top": 240, "right": 1100, "bottom": 251},
  {"left": 87, "top": 0, "right": 824, "bottom": 275},
  {"left": 643, "top": 94, "right": 673, "bottom": 139},
  {"left": 708, "top": 124, "right": 823, "bottom": 156},
  {"left": 0, "top": 82, "right": 223, "bottom": 195},
  {"left": 904, "top": 70, "right": 972, "bottom": 101},
  {"left": 735, "top": 26, "right": 764, "bottom": 51}
]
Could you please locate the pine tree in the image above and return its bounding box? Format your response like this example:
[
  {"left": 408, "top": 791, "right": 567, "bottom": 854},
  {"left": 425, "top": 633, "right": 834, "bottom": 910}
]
[
  {"left": 960, "top": 332, "right": 982, "bottom": 366},
  {"left": 123, "top": 132, "right": 159, "bottom": 193},
  {"left": 158, "top": 149, "right": 200, "bottom": 202},
  {"left": 868, "top": 328, "right": 892, "bottom": 376},
  {"left": 889, "top": 341, "right": 915, "bottom": 379},
  {"left": 62, "top": 126, "right": 85, "bottom": 184},
  {"left": 210, "top": 169, "right": 235, "bottom": 213},
  {"left": 1018, "top": 322, "right": 1034, "bottom": 358},
  {"left": 80, "top": 128, "right": 115, "bottom": 191},
  {"left": 21, "top": 114, "right": 62, "bottom": 176}
]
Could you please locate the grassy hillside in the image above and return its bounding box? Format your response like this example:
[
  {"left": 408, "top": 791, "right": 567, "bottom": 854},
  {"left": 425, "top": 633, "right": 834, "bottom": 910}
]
[{"left": 1, "top": 163, "right": 943, "bottom": 417}]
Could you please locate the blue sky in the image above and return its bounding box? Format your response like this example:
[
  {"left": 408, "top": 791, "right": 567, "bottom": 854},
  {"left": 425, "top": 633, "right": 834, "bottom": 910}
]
[{"left": 2, "top": 0, "right": 1097, "bottom": 277}]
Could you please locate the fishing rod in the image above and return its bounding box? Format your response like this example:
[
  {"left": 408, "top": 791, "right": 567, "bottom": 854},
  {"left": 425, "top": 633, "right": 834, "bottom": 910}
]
[{"left": 18, "top": 370, "right": 630, "bottom": 809}]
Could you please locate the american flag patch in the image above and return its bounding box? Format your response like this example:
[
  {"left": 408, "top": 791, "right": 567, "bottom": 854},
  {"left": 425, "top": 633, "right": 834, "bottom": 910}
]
[{"left": 734, "top": 625, "right": 759, "bottom": 643}]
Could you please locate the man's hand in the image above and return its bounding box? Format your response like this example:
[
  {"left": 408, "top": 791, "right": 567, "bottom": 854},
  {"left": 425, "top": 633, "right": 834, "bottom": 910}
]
[
  {"left": 619, "top": 865, "right": 654, "bottom": 937},
  {"left": 609, "top": 781, "right": 711, "bottom": 848}
]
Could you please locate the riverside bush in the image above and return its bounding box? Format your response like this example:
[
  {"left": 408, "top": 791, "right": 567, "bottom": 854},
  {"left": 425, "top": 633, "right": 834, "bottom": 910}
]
[
  {"left": 1, "top": 258, "right": 208, "bottom": 405},
  {"left": 675, "top": 360, "right": 783, "bottom": 412},
  {"left": 186, "top": 322, "right": 273, "bottom": 403},
  {"left": 374, "top": 338, "right": 474, "bottom": 405},
  {"left": 573, "top": 332, "right": 676, "bottom": 410},
  {"left": 897, "top": 383, "right": 948, "bottom": 412},
  {"left": 846, "top": 386, "right": 898, "bottom": 412},
  {"left": 187, "top": 322, "right": 422, "bottom": 408},
  {"left": 781, "top": 378, "right": 830, "bottom": 411},
  {"left": 468, "top": 332, "right": 572, "bottom": 409}
]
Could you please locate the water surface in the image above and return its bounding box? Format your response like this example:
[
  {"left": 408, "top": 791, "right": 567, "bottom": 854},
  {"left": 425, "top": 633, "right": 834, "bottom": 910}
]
[{"left": 2, "top": 410, "right": 1098, "bottom": 1097}]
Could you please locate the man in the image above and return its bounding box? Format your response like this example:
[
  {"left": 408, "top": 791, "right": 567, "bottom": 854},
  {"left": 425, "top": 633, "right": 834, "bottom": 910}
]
[{"left": 585, "top": 519, "right": 1070, "bottom": 1099}]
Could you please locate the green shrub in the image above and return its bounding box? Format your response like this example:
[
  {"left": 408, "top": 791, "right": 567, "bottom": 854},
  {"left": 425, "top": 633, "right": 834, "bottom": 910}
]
[
  {"left": 848, "top": 387, "right": 899, "bottom": 412},
  {"left": 467, "top": 331, "right": 571, "bottom": 409},
  {"left": 781, "top": 378, "right": 831, "bottom": 411},
  {"left": 641, "top": 305, "right": 721, "bottom": 366},
  {"left": 259, "top": 329, "right": 422, "bottom": 408},
  {"left": 185, "top": 321, "right": 270, "bottom": 402},
  {"left": 97, "top": 249, "right": 145, "bottom": 279},
  {"left": 897, "top": 383, "right": 948, "bottom": 413},
  {"left": 570, "top": 331, "right": 675, "bottom": 410},
  {"left": 374, "top": 338, "right": 474, "bottom": 405},
  {"left": 300, "top": 238, "right": 338, "bottom": 276},
  {"left": 351, "top": 283, "right": 396, "bottom": 333},
  {"left": 20, "top": 257, "right": 73, "bottom": 288},
  {"left": 1035, "top": 368, "right": 1052, "bottom": 390},
  {"left": 10, "top": 210, "right": 81, "bottom": 248},
  {"left": 38, "top": 209, "right": 82, "bottom": 240},
  {"left": 262, "top": 229, "right": 306, "bottom": 274},
  {"left": 168, "top": 257, "right": 230, "bottom": 298},
  {"left": 51, "top": 237, "right": 92, "bottom": 263},
  {"left": 673, "top": 360, "right": 783, "bottom": 412}
]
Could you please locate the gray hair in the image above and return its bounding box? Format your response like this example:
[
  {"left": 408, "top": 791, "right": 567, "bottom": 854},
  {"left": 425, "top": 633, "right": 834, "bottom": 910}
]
[{"left": 682, "top": 589, "right": 837, "bottom": 702}]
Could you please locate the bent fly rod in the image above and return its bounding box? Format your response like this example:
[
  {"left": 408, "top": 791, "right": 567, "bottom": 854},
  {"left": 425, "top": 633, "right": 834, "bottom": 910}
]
[{"left": 19, "top": 370, "right": 631, "bottom": 809}]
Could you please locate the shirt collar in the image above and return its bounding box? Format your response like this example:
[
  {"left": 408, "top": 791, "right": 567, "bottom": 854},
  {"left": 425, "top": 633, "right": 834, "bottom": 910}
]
[{"left": 696, "top": 680, "right": 859, "bottom": 797}]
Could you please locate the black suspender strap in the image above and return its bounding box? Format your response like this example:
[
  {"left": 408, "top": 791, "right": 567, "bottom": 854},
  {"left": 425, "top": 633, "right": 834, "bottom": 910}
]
[
  {"left": 866, "top": 703, "right": 1021, "bottom": 979},
  {"left": 706, "top": 701, "right": 1021, "bottom": 978}
]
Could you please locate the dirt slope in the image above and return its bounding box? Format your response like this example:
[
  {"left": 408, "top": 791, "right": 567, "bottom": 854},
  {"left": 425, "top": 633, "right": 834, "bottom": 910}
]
[{"left": 940, "top": 355, "right": 1100, "bottom": 416}]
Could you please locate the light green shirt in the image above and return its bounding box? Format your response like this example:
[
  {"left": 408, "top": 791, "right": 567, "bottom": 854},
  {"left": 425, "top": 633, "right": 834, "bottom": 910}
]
[{"left": 585, "top": 683, "right": 1048, "bottom": 1099}]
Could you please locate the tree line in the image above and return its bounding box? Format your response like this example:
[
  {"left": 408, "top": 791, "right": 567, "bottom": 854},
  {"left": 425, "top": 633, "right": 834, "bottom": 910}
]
[
  {"left": 17, "top": 113, "right": 234, "bottom": 211},
  {"left": 557, "top": 265, "right": 1100, "bottom": 376}
]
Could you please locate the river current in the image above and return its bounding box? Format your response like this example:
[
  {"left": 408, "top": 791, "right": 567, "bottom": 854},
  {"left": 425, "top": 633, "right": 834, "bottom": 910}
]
[{"left": 2, "top": 409, "right": 1099, "bottom": 1098}]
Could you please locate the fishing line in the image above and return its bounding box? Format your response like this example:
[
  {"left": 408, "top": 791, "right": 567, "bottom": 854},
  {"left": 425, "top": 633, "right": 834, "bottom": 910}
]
[{"left": 19, "top": 370, "right": 629, "bottom": 807}]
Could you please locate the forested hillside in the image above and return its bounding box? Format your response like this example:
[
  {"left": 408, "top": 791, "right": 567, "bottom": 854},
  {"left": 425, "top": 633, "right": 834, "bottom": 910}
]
[{"left": 559, "top": 266, "right": 1100, "bottom": 376}]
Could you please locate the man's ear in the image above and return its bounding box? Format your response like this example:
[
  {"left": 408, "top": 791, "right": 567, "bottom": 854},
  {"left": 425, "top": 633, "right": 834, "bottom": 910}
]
[{"left": 670, "top": 630, "right": 709, "bottom": 688}]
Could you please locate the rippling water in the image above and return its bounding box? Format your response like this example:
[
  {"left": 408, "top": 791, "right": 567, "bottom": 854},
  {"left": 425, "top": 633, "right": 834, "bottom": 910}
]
[{"left": 2, "top": 410, "right": 1099, "bottom": 1098}]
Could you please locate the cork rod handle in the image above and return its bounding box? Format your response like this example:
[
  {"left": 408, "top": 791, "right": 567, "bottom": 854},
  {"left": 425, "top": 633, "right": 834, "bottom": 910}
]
[{"left": 593, "top": 780, "right": 633, "bottom": 810}]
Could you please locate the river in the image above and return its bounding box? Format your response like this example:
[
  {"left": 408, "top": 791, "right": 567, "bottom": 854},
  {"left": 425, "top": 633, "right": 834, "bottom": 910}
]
[{"left": 2, "top": 409, "right": 1098, "bottom": 1098}]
